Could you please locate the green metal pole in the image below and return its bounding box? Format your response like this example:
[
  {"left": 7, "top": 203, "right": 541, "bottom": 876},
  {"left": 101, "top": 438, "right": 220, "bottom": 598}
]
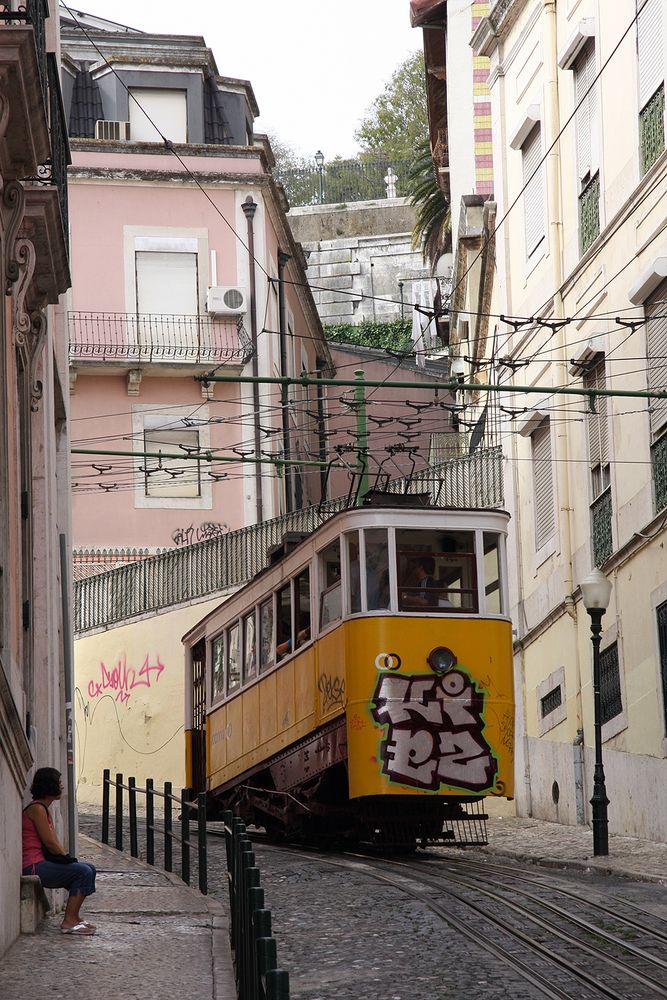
[
  {"left": 197, "top": 372, "right": 667, "bottom": 403},
  {"left": 355, "top": 369, "right": 369, "bottom": 504}
]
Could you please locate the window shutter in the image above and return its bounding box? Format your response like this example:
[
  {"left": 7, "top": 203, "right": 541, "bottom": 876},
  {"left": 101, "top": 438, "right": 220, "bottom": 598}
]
[
  {"left": 637, "top": 0, "right": 664, "bottom": 110},
  {"left": 136, "top": 251, "right": 198, "bottom": 315},
  {"left": 128, "top": 87, "right": 188, "bottom": 143},
  {"left": 574, "top": 41, "right": 597, "bottom": 181},
  {"left": 647, "top": 283, "right": 667, "bottom": 436},
  {"left": 532, "top": 419, "right": 555, "bottom": 549},
  {"left": 584, "top": 357, "right": 609, "bottom": 467},
  {"left": 522, "top": 124, "right": 545, "bottom": 259}
]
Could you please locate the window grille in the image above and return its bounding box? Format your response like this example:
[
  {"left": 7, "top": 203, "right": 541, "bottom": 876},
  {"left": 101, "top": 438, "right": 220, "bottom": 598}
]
[
  {"left": 531, "top": 418, "right": 555, "bottom": 549},
  {"left": 541, "top": 685, "right": 562, "bottom": 718},
  {"left": 522, "top": 124, "right": 545, "bottom": 260},
  {"left": 637, "top": 0, "right": 665, "bottom": 174},
  {"left": 652, "top": 432, "right": 667, "bottom": 512},
  {"left": 656, "top": 601, "right": 667, "bottom": 733},
  {"left": 600, "top": 642, "right": 623, "bottom": 725}
]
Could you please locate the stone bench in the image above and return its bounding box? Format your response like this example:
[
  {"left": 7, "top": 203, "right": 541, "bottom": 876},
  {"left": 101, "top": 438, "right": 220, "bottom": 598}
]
[{"left": 20, "top": 875, "right": 51, "bottom": 933}]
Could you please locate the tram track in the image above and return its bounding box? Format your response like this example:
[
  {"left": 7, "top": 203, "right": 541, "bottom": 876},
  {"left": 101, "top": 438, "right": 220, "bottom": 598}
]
[{"left": 219, "top": 834, "right": 667, "bottom": 1000}]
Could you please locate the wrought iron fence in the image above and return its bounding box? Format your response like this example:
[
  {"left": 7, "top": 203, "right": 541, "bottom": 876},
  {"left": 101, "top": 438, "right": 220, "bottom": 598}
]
[
  {"left": 47, "top": 53, "right": 71, "bottom": 243},
  {"left": 579, "top": 173, "right": 600, "bottom": 255},
  {"left": 640, "top": 84, "right": 665, "bottom": 177},
  {"left": 68, "top": 311, "right": 253, "bottom": 365},
  {"left": 73, "top": 447, "right": 504, "bottom": 634},
  {"left": 590, "top": 487, "right": 612, "bottom": 566},
  {"left": 276, "top": 159, "right": 412, "bottom": 208},
  {"left": 652, "top": 433, "right": 667, "bottom": 513}
]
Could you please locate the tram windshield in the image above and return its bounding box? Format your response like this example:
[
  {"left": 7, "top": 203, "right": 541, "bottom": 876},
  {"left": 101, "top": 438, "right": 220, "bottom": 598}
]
[{"left": 397, "top": 528, "right": 478, "bottom": 613}]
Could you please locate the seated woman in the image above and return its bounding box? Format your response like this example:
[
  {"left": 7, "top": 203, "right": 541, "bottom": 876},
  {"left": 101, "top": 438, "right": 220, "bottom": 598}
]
[{"left": 22, "top": 766, "right": 97, "bottom": 936}]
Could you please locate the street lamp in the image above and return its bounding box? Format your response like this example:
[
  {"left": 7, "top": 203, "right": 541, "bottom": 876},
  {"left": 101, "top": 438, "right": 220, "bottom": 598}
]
[
  {"left": 314, "top": 149, "right": 325, "bottom": 204},
  {"left": 580, "top": 567, "right": 613, "bottom": 856}
]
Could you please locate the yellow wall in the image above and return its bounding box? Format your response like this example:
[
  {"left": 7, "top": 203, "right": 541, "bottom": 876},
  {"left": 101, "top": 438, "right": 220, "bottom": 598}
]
[{"left": 75, "top": 598, "right": 222, "bottom": 807}]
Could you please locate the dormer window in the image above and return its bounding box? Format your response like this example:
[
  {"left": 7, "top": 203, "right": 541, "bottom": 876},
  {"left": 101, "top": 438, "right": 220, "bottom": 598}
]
[{"left": 128, "top": 87, "right": 188, "bottom": 143}]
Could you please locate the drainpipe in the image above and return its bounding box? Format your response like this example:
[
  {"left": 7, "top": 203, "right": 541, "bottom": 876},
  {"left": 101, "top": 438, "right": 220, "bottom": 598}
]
[
  {"left": 277, "top": 250, "right": 292, "bottom": 512},
  {"left": 242, "top": 196, "right": 263, "bottom": 523},
  {"left": 544, "top": 0, "right": 585, "bottom": 809},
  {"left": 59, "top": 533, "right": 76, "bottom": 854}
]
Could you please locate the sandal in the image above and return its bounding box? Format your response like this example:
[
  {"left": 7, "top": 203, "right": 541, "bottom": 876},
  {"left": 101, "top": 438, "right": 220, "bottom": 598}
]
[{"left": 61, "top": 922, "right": 95, "bottom": 935}]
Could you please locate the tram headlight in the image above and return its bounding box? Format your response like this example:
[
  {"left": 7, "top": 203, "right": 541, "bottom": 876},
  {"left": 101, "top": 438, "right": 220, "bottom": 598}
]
[{"left": 428, "top": 646, "right": 456, "bottom": 674}]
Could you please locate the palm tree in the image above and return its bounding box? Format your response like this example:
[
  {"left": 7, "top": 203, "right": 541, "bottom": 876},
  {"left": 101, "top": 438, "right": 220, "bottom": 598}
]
[{"left": 407, "top": 138, "right": 450, "bottom": 271}]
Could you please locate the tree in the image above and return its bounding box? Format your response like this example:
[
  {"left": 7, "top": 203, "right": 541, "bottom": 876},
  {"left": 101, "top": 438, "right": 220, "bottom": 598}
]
[
  {"left": 354, "top": 51, "right": 428, "bottom": 162},
  {"left": 407, "top": 138, "right": 450, "bottom": 270}
]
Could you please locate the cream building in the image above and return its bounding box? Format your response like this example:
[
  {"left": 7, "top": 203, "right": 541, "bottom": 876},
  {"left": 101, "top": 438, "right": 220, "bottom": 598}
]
[{"left": 470, "top": 0, "right": 667, "bottom": 840}]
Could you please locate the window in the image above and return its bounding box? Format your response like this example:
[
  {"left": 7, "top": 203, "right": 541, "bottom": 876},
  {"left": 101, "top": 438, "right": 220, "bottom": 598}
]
[
  {"left": 483, "top": 533, "right": 503, "bottom": 615},
  {"left": 637, "top": 0, "right": 665, "bottom": 174},
  {"left": 212, "top": 634, "right": 224, "bottom": 700},
  {"left": 647, "top": 284, "right": 667, "bottom": 440},
  {"left": 600, "top": 642, "right": 623, "bottom": 725},
  {"left": 295, "top": 568, "right": 311, "bottom": 646},
  {"left": 656, "top": 600, "right": 667, "bottom": 733},
  {"left": 319, "top": 540, "right": 341, "bottom": 630},
  {"left": 541, "top": 685, "right": 562, "bottom": 718},
  {"left": 531, "top": 418, "right": 555, "bottom": 550},
  {"left": 243, "top": 612, "right": 256, "bottom": 683},
  {"left": 143, "top": 427, "right": 201, "bottom": 498},
  {"left": 396, "top": 528, "right": 477, "bottom": 613},
  {"left": 128, "top": 87, "right": 187, "bottom": 143},
  {"left": 584, "top": 357, "right": 610, "bottom": 499},
  {"left": 259, "top": 598, "right": 274, "bottom": 673},
  {"left": 226, "top": 622, "right": 240, "bottom": 694},
  {"left": 276, "top": 584, "right": 291, "bottom": 660},
  {"left": 365, "top": 528, "right": 389, "bottom": 611},
  {"left": 346, "top": 532, "right": 361, "bottom": 614},
  {"left": 573, "top": 40, "right": 600, "bottom": 252},
  {"left": 522, "top": 124, "right": 545, "bottom": 261}
]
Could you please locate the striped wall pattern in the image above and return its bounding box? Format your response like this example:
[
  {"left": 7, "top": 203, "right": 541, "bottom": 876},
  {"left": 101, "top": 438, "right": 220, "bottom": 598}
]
[{"left": 472, "top": 2, "right": 494, "bottom": 196}]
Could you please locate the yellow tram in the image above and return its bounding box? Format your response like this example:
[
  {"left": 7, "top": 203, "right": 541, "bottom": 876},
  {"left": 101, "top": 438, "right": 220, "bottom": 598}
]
[{"left": 183, "top": 501, "right": 514, "bottom": 847}]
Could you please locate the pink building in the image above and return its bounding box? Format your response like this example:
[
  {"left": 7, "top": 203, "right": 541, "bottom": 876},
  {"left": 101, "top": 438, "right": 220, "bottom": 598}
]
[{"left": 61, "top": 14, "right": 332, "bottom": 562}]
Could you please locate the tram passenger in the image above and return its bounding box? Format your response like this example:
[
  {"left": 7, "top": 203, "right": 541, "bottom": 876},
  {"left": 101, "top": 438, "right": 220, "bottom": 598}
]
[
  {"left": 401, "top": 556, "right": 440, "bottom": 608},
  {"left": 276, "top": 616, "right": 311, "bottom": 659},
  {"left": 22, "top": 767, "right": 97, "bottom": 935}
]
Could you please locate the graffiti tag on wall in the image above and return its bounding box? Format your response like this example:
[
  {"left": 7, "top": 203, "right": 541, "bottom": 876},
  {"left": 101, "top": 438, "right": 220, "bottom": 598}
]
[
  {"left": 172, "top": 522, "right": 228, "bottom": 547},
  {"left": 87, "top": 653, "right": 165, "bottom": 707},
  {"left": 371, "top": 667, "right": 497, "bottom": 792}
]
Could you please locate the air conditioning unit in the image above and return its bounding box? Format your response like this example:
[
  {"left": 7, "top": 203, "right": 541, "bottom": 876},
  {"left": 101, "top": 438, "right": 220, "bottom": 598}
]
[
  {"left": 95, "top": 120, "right": 131, "bottom": 141},
  {"left": 206, "top": 285, "right": 248, "bottom": 316}
]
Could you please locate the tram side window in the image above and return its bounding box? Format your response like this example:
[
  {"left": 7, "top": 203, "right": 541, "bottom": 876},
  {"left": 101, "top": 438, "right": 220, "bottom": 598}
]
[
  {"left": 483, "top": 532, "right": 502, "bottom": 615},
  {"left": 276, "top": 584, "right": 292, "bottom": 660},
  {"left": 243, "top": 611, "right": 256, "bottom": 682},
  {"left": 319, "top": 540, "right": 341, "bottom": 630},
  {"left": 346, "top": 531, "right": 361, "bottom": 614},
  {"left": 259, "top": 598, "right": 274, "bottom": 673},
  {"left": 295, "top": 567, "right": 311, "bottom": 646},
  {"left": 365, "top": 527, "right": 389, "bottom": 610},
  {"left": 212, "top": 634, "right": 225, "bottom": 700},
  {"left": 397, "top": 529, "right": 478, "bottom": 613},
  {"left": 227, "top": 621, "right": 241, "bottom": 693}
]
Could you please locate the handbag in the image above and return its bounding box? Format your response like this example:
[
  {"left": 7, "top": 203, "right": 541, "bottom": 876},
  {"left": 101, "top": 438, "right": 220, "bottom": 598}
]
[{"left": 43, "top": 849, "right": 78, "bottom": 864}]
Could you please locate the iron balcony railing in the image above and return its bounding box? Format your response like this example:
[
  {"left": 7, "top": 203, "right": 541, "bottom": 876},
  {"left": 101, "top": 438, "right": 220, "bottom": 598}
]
[
  {"left": 275, "top": 159, "right": 412, "bottom": 208},
  {"left": 0, "top": 0, "right": 48, "bottom": 100},
  {"left": 640, "top": 83, "right": 665, "bottom": 176},
  {"left": 590, "top": 486, "right": 612, "bottom": 566},
  {"left": 68, "top": 311, "right": 253, "bottom": 365},
  {"left": 579, "top": 173, "right": 600, "bottom": 255},
  {"left": 47, "top": 52, "right": 71, "bottom": 243},
  {"left": 73, "top": 446, "right": 504, "bottom": 634}
]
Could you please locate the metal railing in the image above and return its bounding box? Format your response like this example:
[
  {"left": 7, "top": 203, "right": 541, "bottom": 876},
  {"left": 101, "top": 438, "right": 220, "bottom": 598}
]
[
  {"left": 101, "top": 769, "right": 208, "bottom": 895},
  {"left": 222, "top": 812, "right": 290, "bottom": 1000},
  {"left": 640, "top": 83, "right": 665, "bottom": 177},
  {"left": 47, "top": 52, "right": 71, "bottom": 244},
  {"left": 73, "top": 448, "right": 504, "bottom": 634},
  {"left": 0, "top": 1, "right": 48, "bottom": 100},
  {"left": 591, "top": 487, "right": 612, "bottom": 566},
  {"left": 69, "top": 311, "right": 253, "bottom": 365},
  {"left": 276, "top": 158, "right": 412, "bottom": 208},
  {"left": 579, "top": 173, "right": 600, "bottom": 255}
]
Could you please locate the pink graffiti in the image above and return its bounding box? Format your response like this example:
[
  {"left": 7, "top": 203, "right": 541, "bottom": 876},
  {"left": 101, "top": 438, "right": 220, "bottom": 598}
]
[{"left": 87, "top": 654, "right": 165, "bottom": 706}]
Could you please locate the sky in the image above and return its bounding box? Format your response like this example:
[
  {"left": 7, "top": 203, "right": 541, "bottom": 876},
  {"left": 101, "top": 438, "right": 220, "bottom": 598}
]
[{"left": 63, "top": 1, "right": 420, "bottom": 160}]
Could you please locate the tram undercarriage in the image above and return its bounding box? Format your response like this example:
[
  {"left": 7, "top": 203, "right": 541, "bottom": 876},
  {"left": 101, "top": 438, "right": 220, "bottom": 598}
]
[{"left": 207, "top": 720, "right": 490, "bottom": 849}]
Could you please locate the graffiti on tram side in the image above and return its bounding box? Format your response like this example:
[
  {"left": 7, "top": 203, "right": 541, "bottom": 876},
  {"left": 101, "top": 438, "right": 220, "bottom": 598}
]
[
  {"left": 371, "top": 666, "right": 498, "bottom": 792},
  {"left": 86, "top": 653, "right": 166, "bottom": 707},
  {"left": 318, "top": 672, "right": 346, "bottom": 713}
]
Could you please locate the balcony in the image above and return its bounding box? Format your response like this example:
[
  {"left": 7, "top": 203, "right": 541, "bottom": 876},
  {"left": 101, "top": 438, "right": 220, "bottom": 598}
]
[
  {"left": 590, "top": 486, "right": 612, "bottom": 566},
  {"left": 0, "top": 0, "right": 50, "bottom": 179},
  {"left": 68, "top": 311, "right": 253, "bottom": 369},
  {"left": 579, "top": 173, "right": 600, "bottom": 255},
  {"left": 640, "top": 83, "right": 665, "bottom": 177}
]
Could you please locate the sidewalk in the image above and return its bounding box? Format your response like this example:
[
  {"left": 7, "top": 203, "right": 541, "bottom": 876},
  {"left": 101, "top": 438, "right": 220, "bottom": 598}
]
[
  {"left": 483, "top": 815, "right": 667, "bottom": 883},
  {"left": 0, "top": 834, "right": 236, "bottom": 1000}
]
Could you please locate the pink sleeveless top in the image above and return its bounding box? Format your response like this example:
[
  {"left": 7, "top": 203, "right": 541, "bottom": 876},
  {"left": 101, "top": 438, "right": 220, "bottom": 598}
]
[{"left": 22, "top": 805, "right": 52, "bottom": 867}]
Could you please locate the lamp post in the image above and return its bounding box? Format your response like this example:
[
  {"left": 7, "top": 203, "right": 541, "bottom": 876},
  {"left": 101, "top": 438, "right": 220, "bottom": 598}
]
[
  {"left": 580, "top": 567, "right": 613, "bottom": 856},
  {"left": 314, "top": 149, "right": 325, "bottom": 204}
]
